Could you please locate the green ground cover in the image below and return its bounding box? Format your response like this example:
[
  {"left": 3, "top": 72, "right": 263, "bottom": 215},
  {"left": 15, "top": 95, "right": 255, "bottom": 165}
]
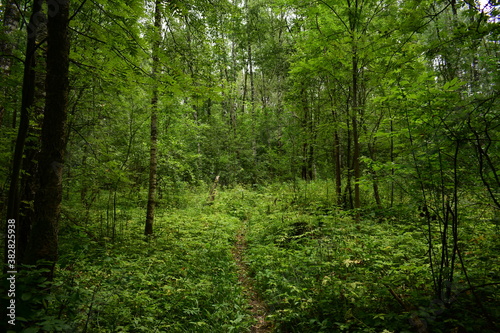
[{"left": 15, "top": 181, "right": 499, "bottom": 332}]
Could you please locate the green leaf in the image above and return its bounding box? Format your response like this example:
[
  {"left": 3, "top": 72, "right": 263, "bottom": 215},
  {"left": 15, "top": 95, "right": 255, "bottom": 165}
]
[{"left": 21, "top": 293, "right": 32, "bottom": 301}]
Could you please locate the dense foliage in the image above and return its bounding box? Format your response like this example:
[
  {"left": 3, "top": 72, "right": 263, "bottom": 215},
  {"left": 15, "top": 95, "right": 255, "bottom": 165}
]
[
  {"left": 9, "top": 184, "right": 499, "bottom": 332},
  {"left": 1, "top": 0, "right": 499, "bottom": 332}
]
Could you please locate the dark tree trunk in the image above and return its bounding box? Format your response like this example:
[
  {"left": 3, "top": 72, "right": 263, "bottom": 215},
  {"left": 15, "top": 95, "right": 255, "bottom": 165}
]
[
  {"left": 347, "top": 0, "right": 362, "bottom": 213},
  {"left": 390, "top": 117, "right": 394, "bottom": 207},
  {"left": 308, "top": 143, "right": 314, "bottom": 180},
  {"left": 300, "top": 86, "right": 314, "bottom": 181},
  {"left": 145, "top": 0, "right": 161, "bottom": 236},
  {"left": 334, "top": 130, "right": 342, "bottom": 206},
  {"left": 329, "top": 84, "right": 343, "bottom": 205},
  {"left": 24, "top": 0, "right": 70, "bottom": 274},
  {"left": 4, "top": 0, "right": 43, "bottom": 271},
  {"left": 18, "top": 17, "right": 47, "bottom": 264},
  {"left": 302, "top": 142, "right": 309, "bottom": 181},
  {"left": 368, "top": 127, "right": 382, "bottom": 209},
  {"left": 345, "top": 99, "right": 353, "bottom": 209},
  {"left": 308, "top": 103, "right": 315, "bottom": 181}
]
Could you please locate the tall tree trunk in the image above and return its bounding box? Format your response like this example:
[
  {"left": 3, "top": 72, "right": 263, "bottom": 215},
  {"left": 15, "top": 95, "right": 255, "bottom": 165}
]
[
  {"left": 329, "top": 79, "right": 342, "bottom": 204},
  {"left": 334, "top": 129, "right": 342, "bottom": 206},
  {"left": 18, "top": 15, "right": 47, "bottom": 264},
  {"left": 24, "top": 0, "right": 70, "bottom": 274},
  {"left": 241, "top": 67, "right": 248, "bottom": 114},
  {"left": 352, "top": 52, "right": 361, "bottom": 210},
  {"left": 349, "top": 0, "right": 361, "bottom": 211},
  {"left": 301, "top": 87, "right": 311, "bottom": 181},
  {"left": 345, "top": 99, "right": 353, "bottom": 209},
  {"left": 248, "top": 43, "right": 256, "bottom": 161},
  {"left": 308, "top": 93, "right": 318, "bottom": 181},
  {"left": 145, "top": 0, "right": 161, "bottom": 236},
  {"left": 390, "top": 116, "right": 394, "bottom": 207},
  {"left": 369, "top": 144, "right": 382, "bottom": 209},
  {"left": 4, "top": 0, "right": 42, "bottom": 271},
  {"left": 302, "top": 142, "right": 308, "bottom": 180},
  {"left": 308, "top": 139, "right": 314, "bottom": 180},
  {"left": 245, "top": 0, "right": 257, "bottom": 181}
]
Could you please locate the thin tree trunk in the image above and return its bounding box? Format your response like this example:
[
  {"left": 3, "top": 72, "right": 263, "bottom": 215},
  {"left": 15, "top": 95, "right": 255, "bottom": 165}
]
[
  {"left": 24, "top": 0, "right": 70, "bottom": 274},
  {"left": 145, "top": 0, "right": 161, "bottom": 236},
  {"left": 245, "top": 0, "right": 257, "bottom": 181},
  {"left": 368, "top": 136, "right": 382, "bottom": 209},
  {"left": 352, "top": 52, "right": 361, "bottom": 211},
  {"left": 302, "top": 142, "right": 308, "bottom": 180},
  {"left": 242, "top": 68, "right": 248, "bottom": 114},
  {"left": 334, "top": 130, "right": 342, "bottom": 206},
  {"left": 300, "top": 86, "right": 313, "bottom": 181},
  {"left": 309, "top": 93, "right": 318, "bottom": 181},
  {"left": 373, "top": 179, "right": 381, "bottom": 208},
  {"left": 330, "top": 88, "right": 343, "bottom": 206},
  {"left": 248, "top": 43, "right": 256, "bottom": 161},
  {"left": 308, "top": 141, "right": 314, "bottom": 180},
  {"left": 345, "top": 99, "right": 353, "bottom": 209},
  {"left": 390, "top": 117, "right": 394, "bottom": 207},
  {"left": 348, "top": 0, "right": 362, "bottom": 213}
]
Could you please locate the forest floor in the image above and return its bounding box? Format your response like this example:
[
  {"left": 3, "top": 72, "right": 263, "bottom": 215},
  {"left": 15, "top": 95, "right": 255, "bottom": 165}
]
[
  {"left": 232, "top": 220, "right": 273, "bottom": 332},
  {"left": 39, "top": 181, "right": 499, "bottom": 332}
]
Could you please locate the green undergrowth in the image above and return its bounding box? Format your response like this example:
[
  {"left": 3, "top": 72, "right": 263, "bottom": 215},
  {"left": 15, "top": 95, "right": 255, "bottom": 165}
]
[
  {"left": 39, "top": 191, "right": 254, "bottom": 332},
  {"left": 13, "top": 181, "right": 499, "bottom": 332},
  {"left": 228, "top": 181, "right": 499, "bottom": 332}
]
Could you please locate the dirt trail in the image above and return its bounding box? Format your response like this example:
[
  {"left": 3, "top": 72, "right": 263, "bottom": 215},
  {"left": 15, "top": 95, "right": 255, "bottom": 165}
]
[{"left": 232, "top": 223, "right": 273, "bottom": 332}]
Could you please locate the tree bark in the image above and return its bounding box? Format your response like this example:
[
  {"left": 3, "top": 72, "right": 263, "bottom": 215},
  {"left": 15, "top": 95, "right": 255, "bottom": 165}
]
[
  {"left": 300, "top": 86, "right": 314, "bottom": 181},
  {"left": 4, "top": 0, "right": 42, "bottom": 271},
  {"left": 334, "top": 130, "right": 342, "bottom": 206},
  {"left": 24, "top": 0, "right": 70, "bottom": 273},
  {"left": 345, "top": 99, "right": 353, "bottom": 209},
  {"left": 18, "top": 15, "right": 47, "bottom": 264},
  {"left": 145, "top": 0, "right": 161, "bottom": 236},
  {"left": 352, "top": 52, "right": 361, "bottom": 210},
  {"left": 349, "top": 0, "right": 361, "bottom": 212},
  {"left": 368, "top": 133, "right": 382, "bottom": 208}
]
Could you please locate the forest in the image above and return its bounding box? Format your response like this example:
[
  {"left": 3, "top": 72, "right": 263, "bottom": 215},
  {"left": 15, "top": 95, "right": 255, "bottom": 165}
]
[{"left": 0, "top": 0, "right": 499, "bottom": 332}]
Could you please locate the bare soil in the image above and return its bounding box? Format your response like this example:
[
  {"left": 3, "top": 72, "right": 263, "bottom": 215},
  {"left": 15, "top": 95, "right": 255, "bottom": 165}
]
[{"left": 232, "top": 225, "right": 273, "bottom": 332}]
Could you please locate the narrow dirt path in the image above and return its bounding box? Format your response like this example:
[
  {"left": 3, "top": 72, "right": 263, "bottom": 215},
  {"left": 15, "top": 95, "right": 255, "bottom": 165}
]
[{"left": 232, "top": 223, "right": 273, "bottom": 332}]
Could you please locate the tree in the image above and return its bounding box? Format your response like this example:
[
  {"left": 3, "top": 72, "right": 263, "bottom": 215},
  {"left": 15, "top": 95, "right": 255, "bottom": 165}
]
[
  {"left": 4, "top": 0, "right": 43, "bottom": 270},
  {"left": 145, "top": 0, "right": 161, "bottom": 236},
  {"left": 24, "top": 0, "right": 71, "bottom": 274}
]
